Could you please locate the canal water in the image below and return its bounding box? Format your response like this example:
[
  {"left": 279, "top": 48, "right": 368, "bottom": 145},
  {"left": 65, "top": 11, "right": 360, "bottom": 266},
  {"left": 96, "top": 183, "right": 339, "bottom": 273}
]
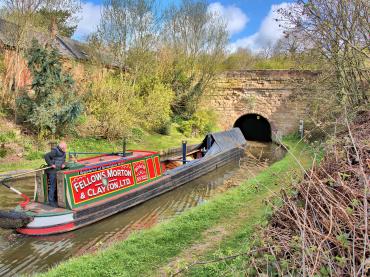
[{"left": 0, "top": 142, "right": 285, "bottom": 276}]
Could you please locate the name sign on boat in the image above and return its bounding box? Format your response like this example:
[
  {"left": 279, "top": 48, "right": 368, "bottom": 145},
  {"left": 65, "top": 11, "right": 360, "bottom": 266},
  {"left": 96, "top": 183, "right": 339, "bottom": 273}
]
[
  {"left": 64, "top": 155, "right": 161, "bottom": 207},
  {"left": 70, "top": 164, "right": 135, "bottom": 204}
]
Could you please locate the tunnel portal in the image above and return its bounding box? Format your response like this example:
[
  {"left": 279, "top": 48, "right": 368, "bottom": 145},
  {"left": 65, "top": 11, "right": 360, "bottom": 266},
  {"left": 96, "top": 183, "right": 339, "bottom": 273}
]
[{"left": 234, "top": 114, "right": 272, "bottom": 142}]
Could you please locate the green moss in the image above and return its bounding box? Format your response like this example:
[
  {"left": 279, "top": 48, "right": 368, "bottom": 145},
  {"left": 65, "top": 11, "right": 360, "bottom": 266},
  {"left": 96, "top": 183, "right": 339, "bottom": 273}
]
[{"left": 37, "top": 138, "right": 316, "bottom": 277}]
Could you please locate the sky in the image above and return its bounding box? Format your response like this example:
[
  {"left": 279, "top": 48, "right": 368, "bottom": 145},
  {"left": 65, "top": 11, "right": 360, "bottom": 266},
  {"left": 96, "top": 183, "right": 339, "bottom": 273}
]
[{"left": 74, "top": 0, "right": 294, "bottom": 53}]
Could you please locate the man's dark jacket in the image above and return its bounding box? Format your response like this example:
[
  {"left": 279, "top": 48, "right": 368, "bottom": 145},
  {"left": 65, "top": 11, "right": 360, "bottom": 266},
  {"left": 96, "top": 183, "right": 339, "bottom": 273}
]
[{"left": 44, "top": 146, "right": 66, "bottom": 173}]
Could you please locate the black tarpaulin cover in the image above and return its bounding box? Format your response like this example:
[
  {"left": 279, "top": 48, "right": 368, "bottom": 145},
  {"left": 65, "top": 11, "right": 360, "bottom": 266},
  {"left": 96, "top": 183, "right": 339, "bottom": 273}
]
[{"left": 205, "top": 128, "right": 246, "bottom": 156}]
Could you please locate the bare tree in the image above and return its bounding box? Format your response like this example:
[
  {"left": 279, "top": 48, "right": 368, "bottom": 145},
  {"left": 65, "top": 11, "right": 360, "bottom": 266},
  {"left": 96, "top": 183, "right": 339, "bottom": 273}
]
[
  {"left": 96, "top": 0, "right": 158, "bottom": 70},
  {"left": 278, "top": 0, "right": 369, "bottom": 107},
  {"left": 162, "top": 0, "right": 227, "bottom": 63},
  {"left": 161, "top": 0, "right": 228, "bottom": 118}
]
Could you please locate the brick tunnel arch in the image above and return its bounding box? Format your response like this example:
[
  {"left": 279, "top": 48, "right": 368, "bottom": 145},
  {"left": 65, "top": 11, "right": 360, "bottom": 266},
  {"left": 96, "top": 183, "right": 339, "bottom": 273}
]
[{"left": 234, "top": 114, "right": 272, "bottom": 142}]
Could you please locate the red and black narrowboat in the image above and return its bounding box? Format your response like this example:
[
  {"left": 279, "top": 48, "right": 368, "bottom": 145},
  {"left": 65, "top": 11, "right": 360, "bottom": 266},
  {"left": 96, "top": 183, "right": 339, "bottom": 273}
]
[{"left": 0, "top": 128, "right": 246, "bottom": 235}]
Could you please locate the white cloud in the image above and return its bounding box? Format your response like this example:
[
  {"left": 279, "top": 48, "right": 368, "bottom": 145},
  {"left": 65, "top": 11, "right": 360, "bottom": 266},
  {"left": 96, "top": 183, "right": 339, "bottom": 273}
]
[
  {"left": 73, "top": 2, "right": 102, "bottom": 40},
  {"left": 228, "top": 2, "right": 292, "bottom": 53},
  {"left": 208, "top": 2, "right": 249, "bottom": 36}
]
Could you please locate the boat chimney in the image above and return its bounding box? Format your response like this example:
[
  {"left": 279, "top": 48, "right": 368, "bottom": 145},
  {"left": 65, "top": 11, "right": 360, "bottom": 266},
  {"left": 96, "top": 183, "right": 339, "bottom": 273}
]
[
  {"left": 182, "top": 140, "right": 187, "bottom": 165},
  {"left": 122, "top": 138, "right": 127, "bottom": 157}
]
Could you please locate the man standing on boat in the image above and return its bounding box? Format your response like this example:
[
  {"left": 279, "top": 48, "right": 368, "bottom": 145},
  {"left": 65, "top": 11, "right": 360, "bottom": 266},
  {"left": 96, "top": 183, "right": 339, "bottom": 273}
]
[{"left": 44, "top": 141, "right": 67, "bottom": 207}]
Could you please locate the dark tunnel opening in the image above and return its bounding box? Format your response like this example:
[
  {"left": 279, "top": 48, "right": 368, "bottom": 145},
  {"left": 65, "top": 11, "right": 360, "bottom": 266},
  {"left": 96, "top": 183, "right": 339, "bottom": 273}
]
[{"left": 234, "top": 114, "right": 272, "bottom": 142}]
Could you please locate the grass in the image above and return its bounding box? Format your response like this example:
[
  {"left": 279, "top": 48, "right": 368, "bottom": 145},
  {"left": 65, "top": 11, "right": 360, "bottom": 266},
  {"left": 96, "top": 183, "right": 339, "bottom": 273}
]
[
  {"left": 37, "top": 138, "right": 316, "bottom": 277},
  {"left": 0, "top": 160, "right": 48, "bottom": 174},
  {"left": 0, "top": 126, "right": 201, "bottom": 174},
  {"left": 69, "top": 126, "right": 201, "bottom": 153}
]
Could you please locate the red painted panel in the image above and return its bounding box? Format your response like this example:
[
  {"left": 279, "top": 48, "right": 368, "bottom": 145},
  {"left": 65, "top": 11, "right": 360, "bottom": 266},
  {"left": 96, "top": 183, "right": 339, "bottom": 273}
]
[
  {"left": 133, "top": 160, "right": 149, "bottom": 183},
  {"left": 146, "top": 158, "right": 156, "bottom": 179},
  {"left": 154, "top": 156, "right": 161, "bottom": 176},
  {"left": 17, "top": 222, "right": 75, "bottom": 235}
]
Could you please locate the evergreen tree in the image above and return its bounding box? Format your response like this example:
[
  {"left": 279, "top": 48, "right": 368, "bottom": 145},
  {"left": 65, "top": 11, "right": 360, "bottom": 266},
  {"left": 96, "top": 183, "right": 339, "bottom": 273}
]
[
  {"left": 35, "top": 9, "right": 78, "bottom": 38},
  {"left": 17, "top": 39, "right": 83, "bottom": 136}
]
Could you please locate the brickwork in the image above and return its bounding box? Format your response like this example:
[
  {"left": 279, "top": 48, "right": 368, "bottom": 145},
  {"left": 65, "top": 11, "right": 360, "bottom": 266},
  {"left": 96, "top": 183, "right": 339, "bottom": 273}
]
[{"left": 204, "top": 70, "right": 319, "bottom": 140}]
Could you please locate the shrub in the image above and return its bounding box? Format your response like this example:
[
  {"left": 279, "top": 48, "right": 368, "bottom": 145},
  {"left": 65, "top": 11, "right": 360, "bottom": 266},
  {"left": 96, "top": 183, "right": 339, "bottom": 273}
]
[
  {"left": 0, "top": 147, "right": 7, "bottom": 158},
  {"left": 131, "top": 127, "right": 145, "bottom": 142},
  {"left": 0, "top": 130, "right": 16, "bottom": 158},
  {"left": 155, "top": 121, "right": 171, "bottom": 135},
  {"left": 178, "top": 119, "right": 194, "bottom": 137},
  {"left": 138, "top": 81, "right": 174, "bottom": 131},
  {"left": 86, "top": 76, "right": 139, "bottom": 140},
  {"left": 178, "top": 109, "right": 219, "bottom": 137},
  {"left": 25, "top": 150, "right": 44, "bottom": 160},
  {"left": 85, "top": 74, "right": 175, "bottom": 140},
  {"left": 0, "top": 131, "right": 16, "bottom": 143}
]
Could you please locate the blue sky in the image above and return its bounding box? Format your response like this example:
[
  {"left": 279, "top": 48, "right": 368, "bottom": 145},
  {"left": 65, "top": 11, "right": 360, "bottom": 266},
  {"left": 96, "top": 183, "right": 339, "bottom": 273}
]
[{"left": 75, "top": 0, "right": 293, "bottom": 52}]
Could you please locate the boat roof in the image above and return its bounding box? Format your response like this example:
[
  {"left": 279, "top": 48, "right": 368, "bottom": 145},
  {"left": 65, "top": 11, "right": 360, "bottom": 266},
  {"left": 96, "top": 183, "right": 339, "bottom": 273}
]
[
  {"left": 64, "top": 150, "right": 158, "bottom": 174},
  {"left": 204, "top": 128, "right": 246, "bottom": 156}
]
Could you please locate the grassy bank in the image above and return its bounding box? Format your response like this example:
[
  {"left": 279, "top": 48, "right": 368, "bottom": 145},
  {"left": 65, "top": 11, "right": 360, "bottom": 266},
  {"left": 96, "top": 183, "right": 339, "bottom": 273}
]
[
  {"left": 38, "top": 138, "right": 316, "bottom": 277},
  {"left": 0, "top": 126, "right": 201, "bottom": 173}
]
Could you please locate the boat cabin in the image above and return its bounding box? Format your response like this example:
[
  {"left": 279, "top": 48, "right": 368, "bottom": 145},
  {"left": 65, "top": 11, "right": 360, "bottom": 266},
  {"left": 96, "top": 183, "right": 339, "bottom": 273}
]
[
  {"left": 35, "top": 150, "right": 163, "bottom": 209},
  {"left": 34, "top": 145, "right": 207, "bottom": 210}
]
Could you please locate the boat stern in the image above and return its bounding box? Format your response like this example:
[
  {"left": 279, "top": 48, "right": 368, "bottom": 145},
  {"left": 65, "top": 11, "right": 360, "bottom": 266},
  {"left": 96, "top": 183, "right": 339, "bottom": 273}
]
[{"left": 14, "top": 202, "right": 75, "bottom": 236}]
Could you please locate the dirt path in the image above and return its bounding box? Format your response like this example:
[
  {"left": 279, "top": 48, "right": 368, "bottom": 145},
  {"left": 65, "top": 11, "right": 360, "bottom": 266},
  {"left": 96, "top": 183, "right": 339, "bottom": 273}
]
[{"left": 156, "top": 225, "right": 229, "bottom": 276}]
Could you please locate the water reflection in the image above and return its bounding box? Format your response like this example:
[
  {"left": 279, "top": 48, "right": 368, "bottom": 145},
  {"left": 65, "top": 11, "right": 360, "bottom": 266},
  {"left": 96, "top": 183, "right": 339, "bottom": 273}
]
[{"left": 0, "top": 142, "right": 285, "bottom": 276}]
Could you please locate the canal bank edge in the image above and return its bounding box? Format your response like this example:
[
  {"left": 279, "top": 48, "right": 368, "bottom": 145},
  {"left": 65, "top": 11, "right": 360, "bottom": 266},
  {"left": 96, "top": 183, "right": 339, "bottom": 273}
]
[{"left": 37, "top": 138, "right": 316, "bottom": 277}]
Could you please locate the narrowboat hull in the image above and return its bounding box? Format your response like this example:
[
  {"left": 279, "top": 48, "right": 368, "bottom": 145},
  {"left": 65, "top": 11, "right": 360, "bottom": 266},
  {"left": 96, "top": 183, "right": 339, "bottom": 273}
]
[
  {"left": 3, "top": 129, "right": 246, "bottom": 235},
  {"left": 17, "top": 148, "right": 244, "bottom": 235}
]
